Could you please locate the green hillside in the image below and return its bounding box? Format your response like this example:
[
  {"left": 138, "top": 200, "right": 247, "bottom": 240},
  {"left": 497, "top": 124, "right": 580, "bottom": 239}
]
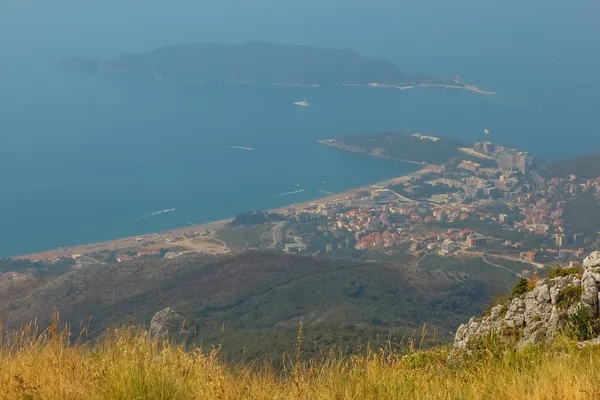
[{"left": 0, "top": 251, "right": 499, "bottom": 361}]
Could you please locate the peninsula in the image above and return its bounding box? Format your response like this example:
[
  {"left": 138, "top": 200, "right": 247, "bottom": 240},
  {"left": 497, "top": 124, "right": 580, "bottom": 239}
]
[
  {"left": 319, "top": 132, "right": 467, "bottom": 165},
  {"left": 60, "top": 42, "right": 493, "bottom": 94}
]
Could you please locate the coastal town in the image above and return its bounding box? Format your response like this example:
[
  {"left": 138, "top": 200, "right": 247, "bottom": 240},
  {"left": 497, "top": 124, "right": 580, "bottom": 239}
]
[
  {"left": 276, "top": 137, "right": 599, "bottom": 269},
  {"left": 3, "top": 134, "right": 600, "bottom": 281}
]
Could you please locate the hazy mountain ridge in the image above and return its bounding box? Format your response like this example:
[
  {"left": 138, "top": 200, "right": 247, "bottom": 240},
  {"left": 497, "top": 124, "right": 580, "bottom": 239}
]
[{"left": 59, "top": 41, "right": 432, "bottom": 85}]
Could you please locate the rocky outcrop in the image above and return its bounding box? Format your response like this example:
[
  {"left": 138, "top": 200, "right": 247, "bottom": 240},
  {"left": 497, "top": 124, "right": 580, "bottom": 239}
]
[
  {"left": 149, "top": 307, "right": 187, "bottom": 339},
  {"left": 454, "top": 251, "right": 600, "bottom": 350},
  {"left": 577, "top": 337, "right": 600, "bottom": 349}
]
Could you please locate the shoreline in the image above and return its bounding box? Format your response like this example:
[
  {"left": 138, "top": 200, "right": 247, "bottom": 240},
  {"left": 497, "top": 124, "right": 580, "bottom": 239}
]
[
  {"left": 221, "top": 80, "right": 496, "bottom": 95},
  {"left": 318, "top": 139, "right": 427, "bottom": 166},
  {"left": 13, "top": 219, "right": 232, "bottom": 262},
  {"left": 341, "top": 82, "right": 496, "bottom": 95},
  {"left": 86, "top": 67, "right": 496, "bottom": 96},
  {"left": 270, "top": 163, "right": 440, "bottom": 215},
  {"left": 14, "top": 163, "right": 438, "bottom": 262}
]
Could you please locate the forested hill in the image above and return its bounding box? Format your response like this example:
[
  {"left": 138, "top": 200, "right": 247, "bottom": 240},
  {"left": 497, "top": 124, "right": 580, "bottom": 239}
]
[
  {"left": 60, "top": 42, "right": 434, "bottom": 86},
  {"left": 330, "top": 132, "right": 465, "bottom": 165},
  {"left": 544, "top": 152, "right": 600, "bottom": 179},
  {"left": 0, "top": 251, "right": 494, "bottom": 362}
]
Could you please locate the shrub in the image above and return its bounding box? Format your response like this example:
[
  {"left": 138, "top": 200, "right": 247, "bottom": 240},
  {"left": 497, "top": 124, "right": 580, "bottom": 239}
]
[
  {"left": 465, "top": 330, "right": 521, "bottom": 362},
  {"left": 483, "top": 278, "right": 534, "bottom": 318},
  {"left": 556, "top": 286, "right": 583, "bottom": 309},
  {"left": 548, "top": 266, "right": 583, "bottom": 279},
  {"left": 483, "top": 294, "right": 510, "bottom": 317},
  {"left": 512, "top": 277, "right": 533, "bottom": 299},
  {"left": 403, "top": 351, "right": 432, "bottom": 370},
  {"left": 565, "top": 306, "right": 600, "bottom": 341}
]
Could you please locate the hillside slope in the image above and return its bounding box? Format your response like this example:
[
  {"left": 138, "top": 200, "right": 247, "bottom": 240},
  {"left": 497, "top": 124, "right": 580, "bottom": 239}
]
[
  {"left": 544, "top": 152, "right": 600, "bottom": 179},
  {"left": 0, "top": 251, "right": 495, "bottom": 360}
]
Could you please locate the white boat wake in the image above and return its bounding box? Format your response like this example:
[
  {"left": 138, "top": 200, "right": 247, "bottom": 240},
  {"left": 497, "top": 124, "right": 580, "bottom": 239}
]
[
  {"left": 277, "top": 188, "right": 306, "bottom": 196},
  {"left": 140, "top": 208, "right": 176, "bottom": 219},
  {"left": 226, "top": 146, "right": 254, "bottom": 151}
]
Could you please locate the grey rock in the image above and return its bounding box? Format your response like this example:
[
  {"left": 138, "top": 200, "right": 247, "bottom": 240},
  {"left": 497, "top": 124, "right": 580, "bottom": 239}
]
[
  {"left": 505, "top": 298, "right": 523, "bottom": 319},
  {"left": 520, "top": 321, "right": 546, "bottom": 347},
  {"left": 453, "top": 251, "right": 600, "bottom": 351},
  {"left": 581, "top": 272, "right": 599, "bottom": 313},
  {"left": 549, "top": 286, "right": 560, "bottom": 305},
  {"left": 589, "top": 272, "right": 600, "bottom": 282},
  {"left": 547, "top": 307, "right": 568, "bottom": 340},
  {"left": 490, "top": 305, "right": 503, "bottom": 320},
  {"left": 584, "top": 251, "right": 600, "bottom": 268},
  {"left": 533, "top": 283, "right": 551, "bottom": 303},
  {"left": 577, "top": 336, "right": 600, "bottom": 350},
  {"left": 149, "top": 307, "right": 187, "bottom": 339},
  {"left": 524, "top": 297, "right": 552, "bottom": 326}
]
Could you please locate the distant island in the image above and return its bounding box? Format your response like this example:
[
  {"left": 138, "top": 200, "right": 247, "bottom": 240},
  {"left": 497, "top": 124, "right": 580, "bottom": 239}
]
[{"left": 60, "top": 42, "right": 494, "bottom": 94}]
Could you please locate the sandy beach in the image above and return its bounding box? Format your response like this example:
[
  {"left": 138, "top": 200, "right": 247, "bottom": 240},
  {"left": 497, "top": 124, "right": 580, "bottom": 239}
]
[
  {"left": 271, "top": 164, "right": 440, "bottom": 215},
  {"left": 15, "top": 162, "right": 438, "bottom": 262},
  {"left": 14, "top": 219, "right": 231, "bottom": 262}
]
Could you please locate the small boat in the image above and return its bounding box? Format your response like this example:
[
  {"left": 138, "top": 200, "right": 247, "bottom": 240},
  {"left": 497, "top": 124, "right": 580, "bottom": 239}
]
[{"left": 293, "top": 99, "right": 310, "bottom": 107}]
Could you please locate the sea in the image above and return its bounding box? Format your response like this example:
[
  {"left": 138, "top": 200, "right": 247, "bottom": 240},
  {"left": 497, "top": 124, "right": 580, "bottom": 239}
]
[{"left": 0, "top": 0, "right": 599, "bottom": 257}]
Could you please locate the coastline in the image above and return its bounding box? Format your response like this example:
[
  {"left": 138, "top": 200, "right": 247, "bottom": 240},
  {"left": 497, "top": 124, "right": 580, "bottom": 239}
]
[
  {"left": 341, "top": 82, "right": 496, "bottom": 95},
  {"left": 271, "top": 163, "right": 440, "bottom": 214},
  {"left": 15, "top": 163, "right": 437, "bottom": 262},
  {"left": 317, "top": 139, "right": 427, "bottom": 166},
  {"left": 14, "top": 219, "right": 232, "bottom": 262},
  {"left": 88, "top": 67, "right": 496, "bottom": 96},
  {"left": 193, "top": 80, "right": 497, "bottom": 95},
  {"left": 218, "top": 80, "right": 496, "bottom": 95}
]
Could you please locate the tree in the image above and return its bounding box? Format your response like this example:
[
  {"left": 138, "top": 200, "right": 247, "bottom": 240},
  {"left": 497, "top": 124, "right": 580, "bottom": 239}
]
[{"left": 511, "top": 278, "right": 530, "bottom": 298}]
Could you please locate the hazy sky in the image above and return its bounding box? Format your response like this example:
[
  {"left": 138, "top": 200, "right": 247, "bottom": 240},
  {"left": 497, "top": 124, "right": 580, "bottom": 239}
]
[{"left": 2, "top": 0, "right": 599, "bottom": 74}]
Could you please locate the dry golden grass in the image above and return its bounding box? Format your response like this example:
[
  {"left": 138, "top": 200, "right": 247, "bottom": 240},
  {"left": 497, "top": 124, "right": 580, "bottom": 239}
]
[{"left": 1, "top": 319, "right": 600, "bottom": 400}]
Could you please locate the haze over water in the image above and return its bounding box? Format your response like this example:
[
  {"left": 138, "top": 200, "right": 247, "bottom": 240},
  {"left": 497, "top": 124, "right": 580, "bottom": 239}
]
[{"left": 1, "top": 0, "right": 599, "bottom": 257}]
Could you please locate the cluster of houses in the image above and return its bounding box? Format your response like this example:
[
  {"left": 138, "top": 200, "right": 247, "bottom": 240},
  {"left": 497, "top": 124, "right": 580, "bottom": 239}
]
[{"left": 285, "top": 149, "right": 600, "bottom": 267}]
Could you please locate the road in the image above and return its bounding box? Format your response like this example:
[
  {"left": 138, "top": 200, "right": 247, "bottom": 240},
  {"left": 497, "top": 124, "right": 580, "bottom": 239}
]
[
  {"left": 485, "top": 252, "right": 544, "bottom": 269},
  {"left": 480, "top": 254, "right": 522, "bottom": 277},
  {"left": 466, "top": 250, "right": 544, "bottom": 269},
  {"left": 393, "top": 192, "right": 420, "bottom": 204},
  {"left": 268, "top": 222, "right": 286, "bottom": 249},
  {"left": 531, "top": 171, "right": 546, "bottom": 188},
  {"left": 80, "top": 255, "right": 104, "bottom": 265}
]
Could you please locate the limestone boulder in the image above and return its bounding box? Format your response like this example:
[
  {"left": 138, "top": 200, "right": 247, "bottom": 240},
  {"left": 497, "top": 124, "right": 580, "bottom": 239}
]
[
  {"left": 149, "top": 307, "right": 188, "bottom": 339},
  {"left": 453, "top": 252, "right": 600, "bottom": 351}
]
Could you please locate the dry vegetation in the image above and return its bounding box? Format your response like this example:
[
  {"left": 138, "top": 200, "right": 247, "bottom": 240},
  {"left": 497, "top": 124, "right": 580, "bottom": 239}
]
[{"left": 2, "top": 319, "right": 600, "bottom": 400}]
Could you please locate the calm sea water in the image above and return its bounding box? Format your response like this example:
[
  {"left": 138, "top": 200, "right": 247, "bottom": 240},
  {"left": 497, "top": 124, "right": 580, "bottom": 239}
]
[{"left": 1, "top": 0, "right": 599, "bottom": 257}]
